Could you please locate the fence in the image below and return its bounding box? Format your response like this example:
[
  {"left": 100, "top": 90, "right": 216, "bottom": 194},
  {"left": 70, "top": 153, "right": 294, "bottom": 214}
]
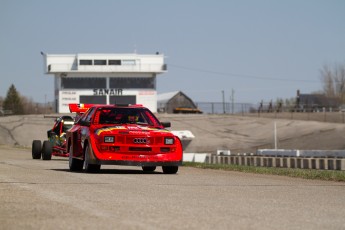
[
  {"left": 195, "top": 102, "right": 345, "bottom": 123},
  {"left": 196, "top": 102, "right": 254, "bottom": 114}
]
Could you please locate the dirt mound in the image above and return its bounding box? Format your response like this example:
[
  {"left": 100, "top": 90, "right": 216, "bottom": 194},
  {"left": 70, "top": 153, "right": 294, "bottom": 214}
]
[{"left": 158, "top": 114, "right": 345, "bottom": 153}]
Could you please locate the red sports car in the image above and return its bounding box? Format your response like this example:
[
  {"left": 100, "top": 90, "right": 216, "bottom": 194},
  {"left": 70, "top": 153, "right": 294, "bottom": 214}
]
[{"left": 67, "top": 104, "right": 183, "bottom": 174}]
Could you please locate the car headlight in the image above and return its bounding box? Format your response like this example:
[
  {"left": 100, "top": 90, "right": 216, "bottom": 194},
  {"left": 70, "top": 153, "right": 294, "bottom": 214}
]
[
  {"left": 164, "top": 137, "right": 174, "bottom": 145},
  {"left": 104, "top": 136, "right": 115, "bottom": 143}
]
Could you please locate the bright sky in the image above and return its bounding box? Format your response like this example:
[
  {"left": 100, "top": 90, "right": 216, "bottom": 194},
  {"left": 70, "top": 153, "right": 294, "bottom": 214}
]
[{"left": 1, "top": 0, "right": 344, "bottom": 104}]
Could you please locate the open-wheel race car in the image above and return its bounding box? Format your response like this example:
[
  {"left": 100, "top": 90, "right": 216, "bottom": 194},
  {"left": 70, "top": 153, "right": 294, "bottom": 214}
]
[
  {"left": 67, "top": 103, "right": 183, "bottom": 174},
  {"left": 31, "top": 104, "right": 92, "bottom": 160},
  {"left": 32, "top": 116, "right": 74, "bottom": 160}
]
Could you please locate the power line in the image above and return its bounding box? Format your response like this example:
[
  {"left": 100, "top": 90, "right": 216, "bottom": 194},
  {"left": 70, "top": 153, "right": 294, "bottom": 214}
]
[{"left": 169, "top": 64, "right": 318, "bottom": 83}]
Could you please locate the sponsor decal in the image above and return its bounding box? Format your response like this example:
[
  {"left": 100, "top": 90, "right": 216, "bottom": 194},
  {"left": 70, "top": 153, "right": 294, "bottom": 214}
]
[
  {"left": 96, "top": 126, "right": 125, "bottom": 135},
  {"left": 121, "top": 155, "right": 159, "bottom": 160}
]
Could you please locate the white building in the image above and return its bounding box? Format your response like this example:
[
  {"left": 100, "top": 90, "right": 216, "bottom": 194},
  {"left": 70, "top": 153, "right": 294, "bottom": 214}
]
[{"left": 43, "top": 53, "right": 167, "bottom": 113}]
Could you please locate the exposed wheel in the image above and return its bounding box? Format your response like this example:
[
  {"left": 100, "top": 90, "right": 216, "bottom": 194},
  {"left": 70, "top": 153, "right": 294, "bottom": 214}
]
[
  {"left": 162, "top": 166, "right": 178, "bottom": 174},
  {"left": 42, "top": 141, "right": 52, "bottom": 160},
  {"left": 69, "top": 145, "right": 83, "bottom": 172},
  {"left": 84, "top": 145, "right": 101, "bottom": 173},
  {"left": 142, "top": 166, "right": 156, "bottom": 172},
  {"left": 32, "top": 140, "right": 42, "bottom": 159}
]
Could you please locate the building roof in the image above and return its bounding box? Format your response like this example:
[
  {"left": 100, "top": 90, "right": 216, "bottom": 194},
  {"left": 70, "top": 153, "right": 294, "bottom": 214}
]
[
  {"left": 44, "top": 52, "right": 166, "bottom": 74},
  {"left": 157, "top": 91, "right": 180, "bottom": 104}
]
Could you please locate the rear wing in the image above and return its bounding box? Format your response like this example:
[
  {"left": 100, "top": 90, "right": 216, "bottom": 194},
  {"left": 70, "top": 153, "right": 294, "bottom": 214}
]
[
  {"left": 69, "top": 104, "right": 95, "bottom": 114},
  {"left": 69, "top": 103, "right": 145, "bottom": 114}
]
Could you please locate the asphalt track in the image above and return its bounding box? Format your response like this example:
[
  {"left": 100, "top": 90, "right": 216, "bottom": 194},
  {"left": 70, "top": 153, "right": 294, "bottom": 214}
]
[{"left": 1, "top": 145, "right": 345, "bottom": 230}]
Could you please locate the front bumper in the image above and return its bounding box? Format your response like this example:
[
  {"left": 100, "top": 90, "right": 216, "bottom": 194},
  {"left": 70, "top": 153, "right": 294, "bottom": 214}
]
[
  {"left": 96, "top": 159, "right": 182, "bottom": 167},
  {"left": 87, "top": 136, "right": 183, "bottom": 166}
]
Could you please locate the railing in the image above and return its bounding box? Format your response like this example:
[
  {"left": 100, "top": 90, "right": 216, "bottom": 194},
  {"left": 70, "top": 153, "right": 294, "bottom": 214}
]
[{"left": 48, "top": 63, "right": 167, "bottom": 73}]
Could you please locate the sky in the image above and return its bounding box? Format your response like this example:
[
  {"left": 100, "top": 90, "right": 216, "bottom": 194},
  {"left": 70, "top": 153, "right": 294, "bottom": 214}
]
[{"left": 1, "top": 0, "right": 344, "bottom": 104}]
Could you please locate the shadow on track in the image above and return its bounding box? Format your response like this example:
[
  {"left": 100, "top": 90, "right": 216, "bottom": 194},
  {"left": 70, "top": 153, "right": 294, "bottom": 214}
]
[{"left": 49, "top": 168, "right": 163, "bottom": 174}]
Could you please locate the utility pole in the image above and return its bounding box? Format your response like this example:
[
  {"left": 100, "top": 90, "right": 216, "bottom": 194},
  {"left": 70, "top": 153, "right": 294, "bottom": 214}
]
[
  {"left": 231, "top": 89, "right": 234, "bottom": 114},
  {"left": 222, "top": 90, "right": 225, "bottom": 114}
]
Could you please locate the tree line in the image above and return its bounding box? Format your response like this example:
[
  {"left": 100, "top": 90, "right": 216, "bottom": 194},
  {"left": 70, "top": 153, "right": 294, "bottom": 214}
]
[{"left": 0, "top": 84, "right": 53, "bottom": 115}]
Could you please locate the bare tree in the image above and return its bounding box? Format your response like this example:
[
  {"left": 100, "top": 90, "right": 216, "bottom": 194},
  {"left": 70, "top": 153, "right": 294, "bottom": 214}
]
[
  {"left": 334, "top": 64, "right": 345, "bottom": 102},
  {"left": 320, "top": 63, "right": 345, "bottom": 103},
  {"left": 320, "top": 64, "right": 335, "bottom": 97}
]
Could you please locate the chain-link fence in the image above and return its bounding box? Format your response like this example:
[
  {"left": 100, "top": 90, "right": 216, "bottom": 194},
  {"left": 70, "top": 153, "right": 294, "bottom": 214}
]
[
  {"left": 195, "top": 102, "right": 345, "bottom": 123},
  {"left": 196, "top": 102, "right": 258, "bottom": 114}
]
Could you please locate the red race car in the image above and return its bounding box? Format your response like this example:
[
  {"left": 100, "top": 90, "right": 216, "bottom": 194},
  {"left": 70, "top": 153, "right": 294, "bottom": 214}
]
[{"left": 67, "top": 104, "right": 183, "bottom": 174}]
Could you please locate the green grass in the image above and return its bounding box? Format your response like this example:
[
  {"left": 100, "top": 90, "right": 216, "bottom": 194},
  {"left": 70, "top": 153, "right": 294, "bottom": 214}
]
[{"left": 183, "top": 162, "right": 345, "bottom": 182}]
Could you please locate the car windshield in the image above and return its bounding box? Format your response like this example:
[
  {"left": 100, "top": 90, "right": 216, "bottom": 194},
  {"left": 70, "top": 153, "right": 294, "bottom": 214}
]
[{"left": 95, "top": 107, "right": 161, "bottom": 127}]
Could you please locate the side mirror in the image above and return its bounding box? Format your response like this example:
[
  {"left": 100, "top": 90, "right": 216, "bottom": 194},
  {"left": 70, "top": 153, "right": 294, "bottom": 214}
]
[{"left": 161, "top": 122, "right": 171, "bottom": 128}]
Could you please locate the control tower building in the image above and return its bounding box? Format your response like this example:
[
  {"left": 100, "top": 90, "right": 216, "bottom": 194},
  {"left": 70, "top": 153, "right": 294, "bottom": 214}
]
[{"left": 43, "top": 53, "right": 167, "bottom": 113}]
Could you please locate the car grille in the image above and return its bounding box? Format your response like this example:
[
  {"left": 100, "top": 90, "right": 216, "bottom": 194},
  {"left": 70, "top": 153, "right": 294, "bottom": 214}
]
[{"left": 129, "top": 147, "right": 152, "bottom": 152}]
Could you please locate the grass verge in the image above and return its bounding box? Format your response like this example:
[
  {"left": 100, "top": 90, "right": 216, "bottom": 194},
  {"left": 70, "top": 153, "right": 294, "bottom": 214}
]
[{"left": 183, "top": 162, "right": 345, "bottom": 182}]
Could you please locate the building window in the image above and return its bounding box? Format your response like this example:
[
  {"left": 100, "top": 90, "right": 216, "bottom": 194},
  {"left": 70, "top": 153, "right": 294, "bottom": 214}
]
[
  {"left": 110, "top": 96, "right": 136, "bottom": 105},
  {"left": 94, "top": 60, "right": 107, "bottom": 65},
  {"left": 61, "top": 77, "right": 106, "bottom": 89},
  {"left": 79, "top": 60, "right": 93, "bottom": 65},
  {"left": 80, "top": 96, "right": 106, "bottom": 104},
  {"left": 108, "top": 60, "right": 122, "bottom": 65},
  {"left": 122, "top": 60, "right": 136, "bottom": 65},
  {"left": 110, "top": 77, "right": 155, "bottom": 89}
]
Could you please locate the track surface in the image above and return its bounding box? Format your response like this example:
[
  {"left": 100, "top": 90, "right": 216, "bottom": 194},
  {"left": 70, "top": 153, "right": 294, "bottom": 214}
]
[{"left": 1, "top": 146, "right": 345, "bottom": 230}]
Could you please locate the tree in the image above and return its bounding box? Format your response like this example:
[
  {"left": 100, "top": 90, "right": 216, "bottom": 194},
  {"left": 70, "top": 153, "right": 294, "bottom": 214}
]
[
  {"left": 320, "top": 64, "right": 335, "bottom": 97},
  {"left": 320, "top": 63, "right": 345, "bottom": 102},
  {"left": 3, "top": 84, "right": 24, "bottom": 114}
]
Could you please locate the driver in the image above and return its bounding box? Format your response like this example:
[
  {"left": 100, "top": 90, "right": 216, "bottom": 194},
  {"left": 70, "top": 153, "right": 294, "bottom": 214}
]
[{"left": 128, "top": 114, "right": 139, "bottom": 123}]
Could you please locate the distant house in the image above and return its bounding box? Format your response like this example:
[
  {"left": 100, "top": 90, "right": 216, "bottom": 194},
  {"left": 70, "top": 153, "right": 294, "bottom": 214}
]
[
  {"left": 296, "top": 90, "right": 341, "bottom": 111},
  {"left": 157, "top": 91, "right": 202, "bottom": 114}
]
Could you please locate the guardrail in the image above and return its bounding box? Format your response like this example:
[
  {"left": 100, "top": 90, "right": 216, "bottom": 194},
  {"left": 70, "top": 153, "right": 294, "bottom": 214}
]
[
  {"left": 207, "top": 155, "right": 345, "bottom": 171},
  {"left": 184, "top": 153, "right": 345, "bottom": 171}
]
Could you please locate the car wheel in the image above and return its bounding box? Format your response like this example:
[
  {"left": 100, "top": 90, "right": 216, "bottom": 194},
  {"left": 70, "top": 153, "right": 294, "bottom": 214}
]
[
  {"left": 84, "top": 145, "right": 101, "bottom": 173},
  {"left": 142, "top": 166, "right": 156, "bottom": 172},
  {"left": 69, "top": 146, "right": 83, "bottom": 172},
  {"left": 42, "top": 141, "right": 52, "bottom": 160},
  {"left": 162, "top": 166, "right": 178, "bottom": 174},
  {"left": 32, "top": 140, "right": 42, "bottom": 159}
]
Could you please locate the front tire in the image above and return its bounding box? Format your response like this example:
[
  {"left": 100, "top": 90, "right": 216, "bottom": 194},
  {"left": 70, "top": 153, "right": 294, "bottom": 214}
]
[
  {"left": 84, "top": 145, "right": 101, "bottom": 173},
  {"left": 32, "top": 140, "right": 42, "bottom": 159},
  {"left": 42, "top": 141, "right": 52, "bottom": 160},
  {"left": 162, "top": 166, "right": 178, "bottom": 174},
  {"left": 69, "top": 145, "right": 83, "bottom": 172}
]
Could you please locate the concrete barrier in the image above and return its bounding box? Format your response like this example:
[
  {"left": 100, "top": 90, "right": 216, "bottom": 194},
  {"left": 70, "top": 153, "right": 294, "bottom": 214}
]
[
  {"left": 257, "top": 149, "right": 345, "bottom": 158},
  {"left": 183, "top": 153, "right": 195, "bottom": 162},
  {"left": 257, "top": 149, "right": 298, "bottom": 157},
  {"left": 194, "top": 154, "right": 209, "bottom": 163},
  {"left": 217, "top": 150, "right": 231, "bottom": 156},
  {"left": 183, "top": 153, "right": 211, "bottom": 163},
  {"left": 204, "top": 155, "right": 345, "bottom": 171},
  {"left": 184, "top": 150, "right": 345, "bottom": 170},
  {"left": 298, "top": 150, "right": 345, "bottom": 158}
]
